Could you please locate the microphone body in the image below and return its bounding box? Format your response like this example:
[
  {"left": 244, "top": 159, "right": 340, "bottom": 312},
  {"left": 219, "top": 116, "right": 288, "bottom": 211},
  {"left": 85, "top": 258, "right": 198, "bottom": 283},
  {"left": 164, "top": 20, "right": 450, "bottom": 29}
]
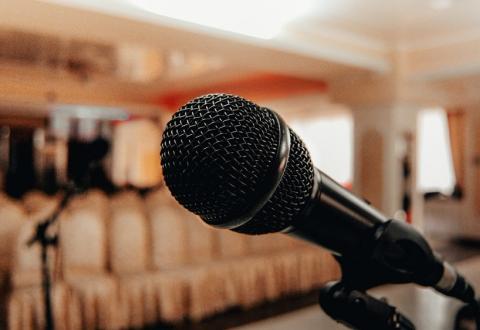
[
  {"left": 160, "top": 93, "right": 475, "bottom": 304},
  {"left": 287, "top": 167, "right": 473, "bottom": 302},
  {"left": 289, "top": 169, "right": 386, "bottom": 256}
]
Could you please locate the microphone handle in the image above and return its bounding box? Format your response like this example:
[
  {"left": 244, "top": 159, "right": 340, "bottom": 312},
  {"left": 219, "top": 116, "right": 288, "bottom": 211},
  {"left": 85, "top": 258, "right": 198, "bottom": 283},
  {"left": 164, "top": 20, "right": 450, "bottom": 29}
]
[
  {"left": 286, "top": 169, "right": 387, "bottom": 257},
  {"left": 434, "top": 262, "right": 475, "bottom": 303},
  {"left": 285, "top": 169, "right": 475, "bottom": 303}
]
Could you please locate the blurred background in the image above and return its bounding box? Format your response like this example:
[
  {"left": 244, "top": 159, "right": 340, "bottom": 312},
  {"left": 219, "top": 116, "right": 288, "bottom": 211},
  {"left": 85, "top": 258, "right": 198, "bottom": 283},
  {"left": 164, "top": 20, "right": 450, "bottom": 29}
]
[{"left": 0, "top": 0, "right": 480, "bottom": 329}]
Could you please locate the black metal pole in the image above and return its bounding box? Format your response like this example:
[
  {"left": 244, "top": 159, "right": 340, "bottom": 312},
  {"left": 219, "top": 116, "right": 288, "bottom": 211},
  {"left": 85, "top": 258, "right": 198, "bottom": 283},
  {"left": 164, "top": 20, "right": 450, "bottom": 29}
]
[
  {"left": 28, "top": 184, "right": 77, "bottom": 330},
  {"left": 40, "top": 240, "right": 54, "bottom": 330}
]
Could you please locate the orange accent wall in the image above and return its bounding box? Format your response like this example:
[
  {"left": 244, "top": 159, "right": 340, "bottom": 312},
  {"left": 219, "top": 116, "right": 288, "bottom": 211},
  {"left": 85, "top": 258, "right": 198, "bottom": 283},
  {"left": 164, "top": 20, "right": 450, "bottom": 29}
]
[{"left": 156, "top": 73, "right": 328, "bottom": 111}]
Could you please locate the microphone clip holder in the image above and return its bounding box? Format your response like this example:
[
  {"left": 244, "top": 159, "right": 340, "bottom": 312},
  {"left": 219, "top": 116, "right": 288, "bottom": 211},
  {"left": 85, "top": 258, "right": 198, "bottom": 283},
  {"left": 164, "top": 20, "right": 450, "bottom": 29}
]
[
  {"left": 317, "top": 219, "right": 438, "bottom": 330},
  {"left": 319, "top": 281, "right": 415, "bottom": 330}
]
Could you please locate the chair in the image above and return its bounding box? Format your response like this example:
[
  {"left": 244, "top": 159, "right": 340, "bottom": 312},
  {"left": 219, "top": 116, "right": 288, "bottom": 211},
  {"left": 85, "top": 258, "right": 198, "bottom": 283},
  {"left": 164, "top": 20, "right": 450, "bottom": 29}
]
[
  {"left": 145, "top": 190, "right": 189, "bottom": 271},
  {"left": 0, "top": 197, "right": 27, "bottom": 275},
  {"left": 108, "top": 191, "right": 155, "bottom": 328},
  {"left": 7, "top": 283, "right": 81, "bottom": 330},
  {"left": 8, "top": 192, "right": 78, "bottom": 330},
  {"left": 60, "top": 191, "right": 120, "bottom": 330}
]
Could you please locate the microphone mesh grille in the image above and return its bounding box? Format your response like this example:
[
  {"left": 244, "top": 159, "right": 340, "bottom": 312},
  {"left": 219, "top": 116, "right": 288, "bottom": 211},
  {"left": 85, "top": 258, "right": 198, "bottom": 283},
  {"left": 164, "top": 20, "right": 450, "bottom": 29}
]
[
  {"left": 161, "top": 93, "right": 315, "bottom": 234},
  {"left": 161, "top": 94, "right": 279, "bottom": 225},
  {"left": 234, "top": 129, "right": 314, "bottom": 234}
]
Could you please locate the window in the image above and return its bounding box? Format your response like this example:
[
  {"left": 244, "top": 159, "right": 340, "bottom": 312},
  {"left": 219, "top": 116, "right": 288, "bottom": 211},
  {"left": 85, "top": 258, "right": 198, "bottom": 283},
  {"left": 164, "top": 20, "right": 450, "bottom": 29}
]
[
  {"left": 416, "top": 108, "right": 455, "bottom": 194},
  {"left": 290, "top": 113, "right": 353, "bottom": 185}
]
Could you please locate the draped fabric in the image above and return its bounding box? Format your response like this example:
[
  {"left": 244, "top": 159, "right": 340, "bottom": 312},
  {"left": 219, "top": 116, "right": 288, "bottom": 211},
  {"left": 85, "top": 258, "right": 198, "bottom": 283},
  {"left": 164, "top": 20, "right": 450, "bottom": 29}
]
[
  {"left": 475, "top": 118, "right": 480, "bottom": 214},
  {"left": 446, "top": 109, "right": 466, "bottom": 197}
]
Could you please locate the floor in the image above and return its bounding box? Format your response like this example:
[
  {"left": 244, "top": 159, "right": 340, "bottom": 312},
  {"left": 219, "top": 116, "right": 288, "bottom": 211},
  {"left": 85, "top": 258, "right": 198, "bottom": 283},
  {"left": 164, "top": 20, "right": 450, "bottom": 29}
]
[
  {"left": 433, "top": 238, "right": 480, "bottom": 263},
  {"left": 233, "top": 254, "right": 480, "bottom": 330}
]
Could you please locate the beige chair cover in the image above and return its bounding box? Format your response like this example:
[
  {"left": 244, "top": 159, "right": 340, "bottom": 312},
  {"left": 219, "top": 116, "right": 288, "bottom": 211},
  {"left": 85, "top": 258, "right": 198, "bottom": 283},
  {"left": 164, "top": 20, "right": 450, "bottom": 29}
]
[
  {"left": 109, "top": 191, "right": 148, "bottom": 274},
  {"left": 246, "top": 234, "right": 286, "bottom": 255},
  {"left": 116, "top": 271, "right": 188, "bottom": 327},
  {"left": 217, "top": 231, "right": 248, "bottom": 259},
  {"left": 183, "top": 263, "right": 234, "bottom": 321},
  {"left": 60, "top": 192, "right": 120, "bottom": 329},
  {"left": 7, "top": 283, "right": 81, "bottom": 330},
  {"left": 183, "top": 210, "right": 216, "bottom": 264},
  {"left": 147, "top": 202, "right": 188, "bottom": 270},
  {"left": 0, "top": 199, "right": 26, "bottom": 273}
]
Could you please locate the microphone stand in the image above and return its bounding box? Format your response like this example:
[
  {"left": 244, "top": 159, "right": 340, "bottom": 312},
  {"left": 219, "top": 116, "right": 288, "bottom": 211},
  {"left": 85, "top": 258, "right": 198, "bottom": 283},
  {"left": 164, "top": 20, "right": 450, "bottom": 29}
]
[
  {"left": 454, "top": 298, "right": 480, "bottom": 330},
  {"left": 319, "top": 250, "right": 416, "bottom": 330},
  {"left": 317, "top": 219, "right": 428, "bottom": 330},
  {"left": 318, "top": 217, "right": 480, "bottom": 329},
  {"left": 319, "top": 272, "right": 415, "bottom": 330},
  {"left": 27, "top": 184, "right": 78, "bottom": 330}
]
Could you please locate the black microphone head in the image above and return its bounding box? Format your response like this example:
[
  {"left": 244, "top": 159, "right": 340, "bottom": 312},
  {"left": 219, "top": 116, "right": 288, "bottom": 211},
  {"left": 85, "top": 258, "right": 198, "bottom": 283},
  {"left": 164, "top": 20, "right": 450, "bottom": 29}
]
[{"left": 161, "top": 93, "right": 314, "bottom": 234}]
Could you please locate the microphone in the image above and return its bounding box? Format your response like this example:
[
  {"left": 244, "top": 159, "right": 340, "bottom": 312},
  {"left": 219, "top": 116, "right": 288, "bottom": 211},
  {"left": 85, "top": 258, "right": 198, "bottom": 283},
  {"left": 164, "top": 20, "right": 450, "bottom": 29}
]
[{"left": 160, "top": 93, "right": 475, "bottom": 304}]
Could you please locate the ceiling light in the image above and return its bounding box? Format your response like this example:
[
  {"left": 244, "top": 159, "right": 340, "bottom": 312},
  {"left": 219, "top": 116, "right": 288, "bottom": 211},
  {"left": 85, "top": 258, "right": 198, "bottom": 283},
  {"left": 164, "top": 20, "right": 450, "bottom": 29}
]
[{"left": 127, "top": 0, "right": 314, "bottom": 39}]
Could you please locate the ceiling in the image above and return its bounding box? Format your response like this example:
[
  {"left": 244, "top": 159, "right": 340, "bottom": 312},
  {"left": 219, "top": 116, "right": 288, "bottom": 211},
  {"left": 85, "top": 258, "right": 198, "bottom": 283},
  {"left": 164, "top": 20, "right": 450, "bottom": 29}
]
[
  {"left": 2, "top": 0, "right": 480, "bottom": 95},
  {"left": 297, "top": 0, "right": 480, "bottom": 49},
  {"left": 37, "top": 0, "right": 480, "bottom": 49}
]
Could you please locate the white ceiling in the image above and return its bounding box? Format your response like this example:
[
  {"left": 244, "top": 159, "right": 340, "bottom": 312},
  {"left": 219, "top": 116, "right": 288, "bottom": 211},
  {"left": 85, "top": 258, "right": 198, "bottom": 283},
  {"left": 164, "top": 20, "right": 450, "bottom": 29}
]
[
  {"left": 3, "top": 0, "right": 480, "bottom": 84},
  {"left": 296, "top": 0, "right": 480, "bottom": 48},
  {"left": 40, "top": 0, "right": 480, "bottom": 49}
]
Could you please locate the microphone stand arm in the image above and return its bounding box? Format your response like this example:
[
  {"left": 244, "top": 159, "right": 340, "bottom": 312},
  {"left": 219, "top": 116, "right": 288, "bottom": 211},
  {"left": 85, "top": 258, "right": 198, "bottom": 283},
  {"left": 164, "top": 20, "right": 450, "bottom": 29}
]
[{"left": 27, "top": 184, "right": 78, "bottom": 330}]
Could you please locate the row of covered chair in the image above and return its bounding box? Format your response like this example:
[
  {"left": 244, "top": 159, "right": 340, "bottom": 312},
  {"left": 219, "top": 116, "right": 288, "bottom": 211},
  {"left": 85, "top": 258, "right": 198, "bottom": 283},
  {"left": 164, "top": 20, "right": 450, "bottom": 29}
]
[{"left": 0, "top": 188, "right": 340, "bottom": 329}]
